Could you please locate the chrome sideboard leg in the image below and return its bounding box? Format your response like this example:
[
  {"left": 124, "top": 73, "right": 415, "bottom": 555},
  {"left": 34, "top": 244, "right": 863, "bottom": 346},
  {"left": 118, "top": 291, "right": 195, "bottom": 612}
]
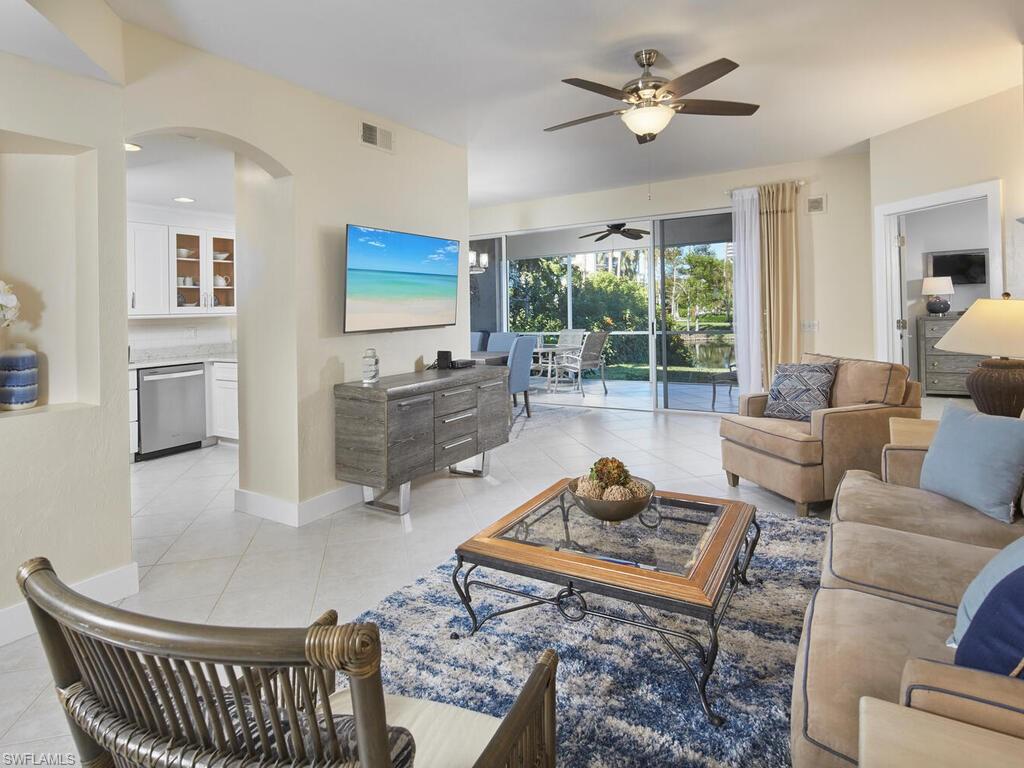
[
  {"left": 362, "top": 481, "right": 411, "bottom": 516},
  {"left": 449, "top": 452, "right": 490, "bottom": 478}
]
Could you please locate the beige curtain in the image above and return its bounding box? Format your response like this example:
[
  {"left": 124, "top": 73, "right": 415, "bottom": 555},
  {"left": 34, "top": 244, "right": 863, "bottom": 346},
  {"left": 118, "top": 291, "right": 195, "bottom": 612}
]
[{"left": 758, "top": 181, "right": 800, "bottom": 389}]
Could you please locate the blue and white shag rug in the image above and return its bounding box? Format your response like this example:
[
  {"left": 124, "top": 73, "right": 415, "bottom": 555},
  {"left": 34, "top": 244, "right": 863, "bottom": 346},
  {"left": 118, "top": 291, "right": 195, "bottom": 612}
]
[{"left": 356, "top": 510, "right": 827, "bottom": 767}]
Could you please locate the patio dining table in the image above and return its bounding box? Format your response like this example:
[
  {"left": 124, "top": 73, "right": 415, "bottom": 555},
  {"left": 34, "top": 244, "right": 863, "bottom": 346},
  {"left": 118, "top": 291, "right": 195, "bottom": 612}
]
[{"left": 533, "top": 345, "right": 580, "bottom": 390}]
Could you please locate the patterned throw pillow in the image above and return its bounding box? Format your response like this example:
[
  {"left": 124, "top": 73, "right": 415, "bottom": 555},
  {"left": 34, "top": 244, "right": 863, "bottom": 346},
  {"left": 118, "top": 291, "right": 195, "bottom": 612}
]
[{"left": 764, "top": 363, "right": 837, "bottom": 422}]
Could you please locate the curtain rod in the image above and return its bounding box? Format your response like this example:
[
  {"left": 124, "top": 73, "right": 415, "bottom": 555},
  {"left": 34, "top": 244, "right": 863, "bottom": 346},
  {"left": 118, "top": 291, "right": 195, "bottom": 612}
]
[{"left": 725, "top": 179, "right": 806, "bottom": 197}]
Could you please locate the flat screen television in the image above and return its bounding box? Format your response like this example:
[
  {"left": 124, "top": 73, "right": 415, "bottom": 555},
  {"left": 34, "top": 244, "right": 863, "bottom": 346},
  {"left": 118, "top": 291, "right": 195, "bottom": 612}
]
[
  {"left": 344, "top": 224, "right": 459, "bottom": 332},
  {"left": 927, "top": 249, "right": 987, "bottom": 285}
]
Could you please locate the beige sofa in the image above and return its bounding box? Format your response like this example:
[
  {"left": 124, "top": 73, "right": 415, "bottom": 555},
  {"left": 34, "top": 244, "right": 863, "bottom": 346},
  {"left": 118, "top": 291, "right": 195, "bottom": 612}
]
[
  {"left": 791, "top": 446, "right": 1024, "bottom": 766},
  {"left": 720, "top": 355, "right": 921, "bottom": 516}
]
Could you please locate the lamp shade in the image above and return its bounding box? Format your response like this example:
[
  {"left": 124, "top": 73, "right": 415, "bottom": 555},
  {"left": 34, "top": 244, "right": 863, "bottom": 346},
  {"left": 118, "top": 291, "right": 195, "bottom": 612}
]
[
  {"left": 921, "top": 276, "right": 954, "bottom": 296},
  {"left": 935, "top": 297, "right": 1024, "bottom": 358}
]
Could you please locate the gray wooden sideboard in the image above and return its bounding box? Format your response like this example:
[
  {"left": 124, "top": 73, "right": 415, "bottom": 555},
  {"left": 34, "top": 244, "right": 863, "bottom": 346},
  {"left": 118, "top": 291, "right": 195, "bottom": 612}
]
[
  {"left": 334, "top": 366, "right": 510, "bottom": 515},
  {"left": 916, "top": 315, "right": 984, "bottom": 396}
]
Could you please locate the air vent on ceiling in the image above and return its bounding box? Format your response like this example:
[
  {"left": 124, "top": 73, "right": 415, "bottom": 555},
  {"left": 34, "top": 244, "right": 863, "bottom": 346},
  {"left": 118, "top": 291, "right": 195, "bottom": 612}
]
[
  {"left": 360, "top": 121, "right": 394, "bottom": 153},
  {"left": 806, "top": 195, "right": 827, "bottom": 215}
]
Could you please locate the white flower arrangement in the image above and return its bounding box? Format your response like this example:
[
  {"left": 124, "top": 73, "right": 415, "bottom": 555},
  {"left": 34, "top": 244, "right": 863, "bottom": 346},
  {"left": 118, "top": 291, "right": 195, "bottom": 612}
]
[{"left": 0, "top": 280, "right": 20, "bottom": 328}]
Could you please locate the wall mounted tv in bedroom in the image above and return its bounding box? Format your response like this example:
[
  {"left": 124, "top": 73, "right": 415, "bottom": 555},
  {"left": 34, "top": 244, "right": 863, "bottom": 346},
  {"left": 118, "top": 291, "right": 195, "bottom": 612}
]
[{"left": 344, "top": 224, "right": 459, "bottom": 332}]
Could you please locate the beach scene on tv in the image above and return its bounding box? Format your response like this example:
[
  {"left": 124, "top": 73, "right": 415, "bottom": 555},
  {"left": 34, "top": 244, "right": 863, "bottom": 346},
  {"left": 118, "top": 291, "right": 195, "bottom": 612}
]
[{"left": 345, "top": 225, "right": 459, "bottom": 332}]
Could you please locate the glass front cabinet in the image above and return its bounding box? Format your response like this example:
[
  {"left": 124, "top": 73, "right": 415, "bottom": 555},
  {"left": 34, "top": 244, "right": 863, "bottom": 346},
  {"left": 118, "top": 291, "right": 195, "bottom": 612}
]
[{"left": 165, "top": 226, "right": 236, "bottom": 316}]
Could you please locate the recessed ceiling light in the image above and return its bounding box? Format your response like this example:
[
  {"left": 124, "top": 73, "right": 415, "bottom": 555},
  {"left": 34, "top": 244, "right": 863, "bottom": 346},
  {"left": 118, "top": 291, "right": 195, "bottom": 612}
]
[
  {"left": 173, "top": 196, "right": 195, "bottom": 204},
  {"left": 124, "top": 142, "right": 142, "bottom": 152}
]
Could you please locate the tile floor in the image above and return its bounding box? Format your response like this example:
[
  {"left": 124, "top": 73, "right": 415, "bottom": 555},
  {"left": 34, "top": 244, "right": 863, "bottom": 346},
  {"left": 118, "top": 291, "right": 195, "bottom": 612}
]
[{"left": 0, "top": 406, "right": 833, "bottom": 760}]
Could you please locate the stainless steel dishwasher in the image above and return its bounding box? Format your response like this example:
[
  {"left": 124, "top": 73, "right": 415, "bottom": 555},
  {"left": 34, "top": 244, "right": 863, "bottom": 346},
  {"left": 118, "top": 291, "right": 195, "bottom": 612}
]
[{"left": 137, "top": 363, "right": 207, "bottom": 459}]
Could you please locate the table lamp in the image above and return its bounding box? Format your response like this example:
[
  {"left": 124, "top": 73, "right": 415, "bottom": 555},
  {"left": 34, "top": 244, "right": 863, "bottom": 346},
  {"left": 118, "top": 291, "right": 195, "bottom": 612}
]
[
  {"left": 935, "top": 293, "right": 1024, "bottom": 416},
  {"left": 921, "top": 276, "right": 954, "bottom": 316}
]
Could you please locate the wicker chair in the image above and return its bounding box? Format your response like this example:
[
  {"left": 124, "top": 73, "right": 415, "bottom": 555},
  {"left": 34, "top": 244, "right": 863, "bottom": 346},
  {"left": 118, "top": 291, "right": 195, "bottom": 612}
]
[{"left": 17, "top": 557, "right": 558, "bottom": 768}]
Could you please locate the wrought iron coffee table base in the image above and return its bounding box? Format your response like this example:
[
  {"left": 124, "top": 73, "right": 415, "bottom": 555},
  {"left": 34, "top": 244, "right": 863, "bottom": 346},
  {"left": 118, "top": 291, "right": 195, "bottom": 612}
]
[{"left": 450, "top": 516, "right": 760, "bottom": 726}]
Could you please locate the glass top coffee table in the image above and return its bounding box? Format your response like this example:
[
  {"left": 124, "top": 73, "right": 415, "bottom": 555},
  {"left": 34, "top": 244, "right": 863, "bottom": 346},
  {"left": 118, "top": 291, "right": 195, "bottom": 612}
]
[{"left": 451, "top": 478, "right": 759, "bottom": 725}]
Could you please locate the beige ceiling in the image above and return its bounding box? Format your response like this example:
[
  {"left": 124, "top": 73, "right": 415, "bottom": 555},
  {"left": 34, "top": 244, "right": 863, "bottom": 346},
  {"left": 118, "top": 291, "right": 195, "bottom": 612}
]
[{"left": 58, "top": 1, "right": 1024, "bottom": 205}]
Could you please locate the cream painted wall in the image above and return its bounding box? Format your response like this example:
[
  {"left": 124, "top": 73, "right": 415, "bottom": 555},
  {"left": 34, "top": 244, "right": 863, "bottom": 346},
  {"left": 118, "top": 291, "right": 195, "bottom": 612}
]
[
  {"left": 870, "top": 86, "right": 1024, "bottom": 296},
  {"left": 0, "top": 154, "right": 78, "bottom": 404},
  {"left": 0, "top": 52, "right": 130, "bottom": 609},
  {"left": 122, "top": 24, "right": 469, "bottom": 505},
  {"left": 471, "top": 152, "right": 875, "bottom": 360}
]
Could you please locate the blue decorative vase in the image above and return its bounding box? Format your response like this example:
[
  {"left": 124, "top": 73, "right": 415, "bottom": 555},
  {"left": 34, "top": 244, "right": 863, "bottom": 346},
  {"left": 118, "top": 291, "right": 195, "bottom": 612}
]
[{"left": 0, "top": 343, "right": 39, "bottom": 410}]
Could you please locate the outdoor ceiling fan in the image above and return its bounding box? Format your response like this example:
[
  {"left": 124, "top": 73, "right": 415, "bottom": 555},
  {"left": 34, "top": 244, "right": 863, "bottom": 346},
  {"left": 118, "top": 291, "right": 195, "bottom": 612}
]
[
  {"left": 579, "top": 223, "right": 649, "bottom": 242},
  {"left": 545, "top": 49, "right": 759, "bottom": 144}
]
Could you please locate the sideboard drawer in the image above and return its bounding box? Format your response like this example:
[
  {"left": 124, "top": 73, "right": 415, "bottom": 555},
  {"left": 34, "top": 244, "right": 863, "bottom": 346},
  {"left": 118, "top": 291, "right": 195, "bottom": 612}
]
[
  {"left": 923, "top": 355, "right": 980, "bottom": 374},
  {"left": 477, "top": 378, "right": 510, "bottom": 452},
  {"left": 434, "top": 408, "right": 478, "bottom": 444},
  {"left": 387, "top": 394, "right": 434, "bottom": 444},
  {"left": 923, "top": 373, "right": 970, "bottom": 394},
  {"left": 435, "top": 385, "right": 477, "bottom": 417},
  {"left": 435, "top": 433, "right": 478, "bottom": 470},
  {"left": 922, "top": 320, "right": 956, "bottom": 338}
]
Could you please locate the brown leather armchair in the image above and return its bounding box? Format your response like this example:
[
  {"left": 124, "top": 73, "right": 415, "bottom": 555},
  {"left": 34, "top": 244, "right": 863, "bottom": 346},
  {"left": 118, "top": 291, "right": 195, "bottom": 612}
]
[{"left": 719, "top": 355, "right": 922, "bottom": 516}]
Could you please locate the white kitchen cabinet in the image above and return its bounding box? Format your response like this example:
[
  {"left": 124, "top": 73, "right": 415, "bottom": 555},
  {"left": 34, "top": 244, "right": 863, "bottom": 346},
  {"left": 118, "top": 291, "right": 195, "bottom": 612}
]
[
  {"left": 206, "top": 231, "right": 237, "bottom": 315},
  {"left": 127, "top": 222, "right": 170, "bottom": 315},
  {"left": 165, "top": 226, "right": 236, "bottom": 316},
  {"left": 211, "top": 362, "right": 239, "bottom": 439}
]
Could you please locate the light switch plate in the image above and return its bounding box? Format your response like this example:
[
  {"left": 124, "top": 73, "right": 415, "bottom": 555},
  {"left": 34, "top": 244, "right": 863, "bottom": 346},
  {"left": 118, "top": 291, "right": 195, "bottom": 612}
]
[
  {"left": 801, "top": 320, "right": 819, "bottom": 333},
  {"left": 185, "top": 326, "right": 198, "bottom": 339}
]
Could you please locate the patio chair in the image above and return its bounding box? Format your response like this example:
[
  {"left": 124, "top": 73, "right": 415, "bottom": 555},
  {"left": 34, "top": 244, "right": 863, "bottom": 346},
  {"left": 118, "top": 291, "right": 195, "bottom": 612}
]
[
  {"left": 554, "top": 331, "right": 608, "bottom": 397},
  {"left": 18, "top": 556, "right": 559, "bottom": 768},
  {"left": 711, "top": 350, "right": 739, "bottom": 411},
  {"left": 486, "top": 332, "right": 517, "bottom": 353},
  {"left": 508, "top": 334, "right": 538, "bottom": 417}
]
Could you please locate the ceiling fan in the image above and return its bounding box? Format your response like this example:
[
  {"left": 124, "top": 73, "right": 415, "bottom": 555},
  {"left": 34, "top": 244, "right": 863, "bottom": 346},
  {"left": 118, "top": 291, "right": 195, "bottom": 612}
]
[
  {"left": 545, "top": 49, "right": 759, "bottom": 144},
  {"left": 579, "top": 223, "right": 650, "bottom": 242}
]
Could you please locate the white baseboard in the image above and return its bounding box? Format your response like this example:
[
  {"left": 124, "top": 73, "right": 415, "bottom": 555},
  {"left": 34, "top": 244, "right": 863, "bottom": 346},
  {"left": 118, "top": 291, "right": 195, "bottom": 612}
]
[
  {"left": 235, "top": 484, "right": 363, "bottom": 528},
  {"left": 1, "top": 561, "right": 139, "bottom": 646}
]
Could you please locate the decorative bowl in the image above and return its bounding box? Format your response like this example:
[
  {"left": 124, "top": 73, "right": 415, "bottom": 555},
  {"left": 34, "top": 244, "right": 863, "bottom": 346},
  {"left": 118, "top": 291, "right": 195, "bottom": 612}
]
[
  {"left": 176, "top": 248, "right": 194, "bottom": 258},
  {"left": 568, "top": 476, "right": 654, "bottom": 522},
  {"left": 213, "top": 251, "right": 230, "bottom": 260}
]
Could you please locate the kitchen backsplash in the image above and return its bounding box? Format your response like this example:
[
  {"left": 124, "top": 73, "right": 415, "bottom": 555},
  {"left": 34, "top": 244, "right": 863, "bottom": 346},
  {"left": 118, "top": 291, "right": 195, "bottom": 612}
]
[
  {"left": 130, "top": 342, "right": 236, "bottom": 365},
  {"left": 128, "top": 317, "right": 236, "bottom": 363}
]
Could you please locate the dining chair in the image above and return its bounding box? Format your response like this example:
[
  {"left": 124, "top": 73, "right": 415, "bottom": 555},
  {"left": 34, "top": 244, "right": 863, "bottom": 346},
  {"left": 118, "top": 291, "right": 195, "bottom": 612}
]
[
  {"left": 470, "top": 331, "right": 488, "bottom": 352},
  {"left": 554, "top": 331, "right": 609, "bottom": 397},
  {"left": 486, "top": 332, "right": 517, "bottom": 353},
  {"left": 507, "top": 334, "right": 538, "bottom": 417}
]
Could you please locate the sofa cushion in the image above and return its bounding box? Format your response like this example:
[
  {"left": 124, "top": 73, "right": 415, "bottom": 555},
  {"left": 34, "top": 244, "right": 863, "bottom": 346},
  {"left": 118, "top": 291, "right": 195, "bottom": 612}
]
[
  {"left": 832, "top": 470, "right": 1024, "bottom": 549},
  {"left": 921, "top": 403, "right": 1024, "bottom": 524},
  {"left": 720, "top": 414, "right": 822, "bottom": 465},
  {"left": 955, "top": 563, "right": 1024, "bottom": 676},
  {"left": 764, "top": 363, "right": 837, "bottom": 422},
  {"left": 790, "top": 588, "right": 955, "bottom": 767},
  {"left": 802, "top": 353, "right": 909, "bottom": 407},
  {"left": 330, "top": 690, "right": 500, "bottom": 768},
  {"left": 822, "top": 521, "right": 997, "bottom": 613},
  {"left": 951, "top": 537, "right": 1024, "bottom": 648}
]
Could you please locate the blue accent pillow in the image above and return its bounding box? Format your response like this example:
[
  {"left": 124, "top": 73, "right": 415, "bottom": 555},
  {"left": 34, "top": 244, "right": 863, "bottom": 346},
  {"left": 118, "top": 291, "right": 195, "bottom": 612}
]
[
  {"left": 954, "top": 562, "right": 1024, "bottom": 677},
  {"left": 950, "top": 537, "right": 1024, "bottom": 647},
  {"left": 920, "top": 404, "right": 1024, "bottom": 523}
]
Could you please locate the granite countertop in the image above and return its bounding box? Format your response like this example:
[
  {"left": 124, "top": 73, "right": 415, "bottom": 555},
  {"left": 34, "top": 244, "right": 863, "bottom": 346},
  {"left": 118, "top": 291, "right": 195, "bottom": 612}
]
[{"left": 128, "top": 344, "right": 237, "bottom": 370}]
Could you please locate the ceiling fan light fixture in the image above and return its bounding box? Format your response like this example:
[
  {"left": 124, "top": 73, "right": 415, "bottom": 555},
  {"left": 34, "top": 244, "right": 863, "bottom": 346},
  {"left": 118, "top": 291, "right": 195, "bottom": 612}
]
[{"left": 621, "top": 104, "right": 674, "bottom": 137}]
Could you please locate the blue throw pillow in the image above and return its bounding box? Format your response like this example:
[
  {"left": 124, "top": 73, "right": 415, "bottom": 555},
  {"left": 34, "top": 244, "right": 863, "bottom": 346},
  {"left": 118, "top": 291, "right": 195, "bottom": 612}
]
[
  {"left": 954, "top": 562, "right": 1024, "bottom": 677},
  {"left": 950, "top": 536, "right": 1024, "bottom": 647},
  {"left": 920, "top": 403, "right": 1024, "bottom": 524}
]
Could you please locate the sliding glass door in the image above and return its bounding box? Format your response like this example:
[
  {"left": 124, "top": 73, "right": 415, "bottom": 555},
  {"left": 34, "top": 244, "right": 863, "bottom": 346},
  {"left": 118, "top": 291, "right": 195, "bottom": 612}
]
[{"left": 656, "top": 213, "right": 737, "bottom": 412}]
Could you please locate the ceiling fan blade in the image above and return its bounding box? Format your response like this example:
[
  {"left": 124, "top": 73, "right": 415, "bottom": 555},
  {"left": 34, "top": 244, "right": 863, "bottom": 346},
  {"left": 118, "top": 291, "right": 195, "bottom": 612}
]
[
  {"left": 562, "top": 78, "right": 631, "bottom": 102},
  {"left": 656, "top": 58, "right": 738, "bottom": 99},
  {"left": 595, "top": 232, "right": 613, "bottom": 242},
  {"left": 578, "top": 230, "right": 608, "bottom": 239},
  {"left": 669, "top": 98, "right": 760, "bottom": 116},
  {"left": 636, "top": 132, "right": 657, "bottom": 145},
  {"left": 622, "top": 231, "right": 644, "bottom": 240},
  {"left": 544, "top": 109, "right": 623, "bottom": 132},
  {"left": 622, "top": 228, "right": 650, "bottom": 237}
]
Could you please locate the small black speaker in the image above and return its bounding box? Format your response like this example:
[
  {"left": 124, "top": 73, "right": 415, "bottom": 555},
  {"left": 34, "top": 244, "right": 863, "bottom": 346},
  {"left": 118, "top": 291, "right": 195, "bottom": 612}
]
[{"left": 437, "top": 350, "right": 452, "bottom": 369}]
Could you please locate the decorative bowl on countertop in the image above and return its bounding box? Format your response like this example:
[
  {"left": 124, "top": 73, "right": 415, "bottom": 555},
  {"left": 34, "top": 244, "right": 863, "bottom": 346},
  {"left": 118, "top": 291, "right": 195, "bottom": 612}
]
[{"left": 568, "top": 476, "right": 654, "bottom": 522}]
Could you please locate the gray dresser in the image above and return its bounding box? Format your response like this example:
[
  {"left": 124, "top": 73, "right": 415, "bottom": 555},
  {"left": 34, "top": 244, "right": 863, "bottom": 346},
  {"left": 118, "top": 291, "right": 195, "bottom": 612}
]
[
  {"left": 334, "top": 366, "right": 510, "bottom": 514},
  {"left": 916, "top": 316, "right": 984, "bottom": 396}
]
